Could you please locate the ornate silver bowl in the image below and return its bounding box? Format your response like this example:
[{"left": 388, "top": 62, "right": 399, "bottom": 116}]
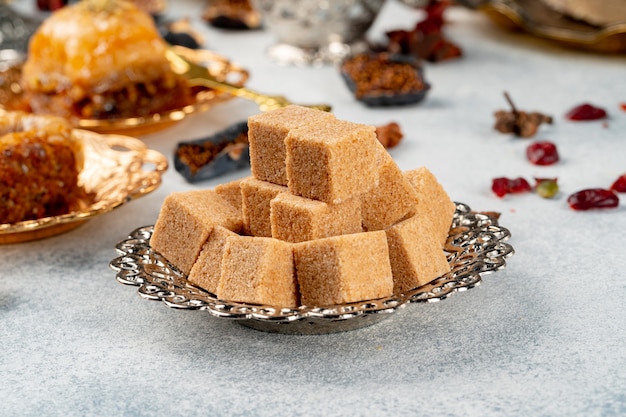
[
  {"left": 0, "top": 4, "right": 39, "bottom": 52},
  {"left": 110, "top": 202, "right": 514, "bottom": 335},
  {"left": 252, "top": 0, "right": 387, "bottom": 66}
]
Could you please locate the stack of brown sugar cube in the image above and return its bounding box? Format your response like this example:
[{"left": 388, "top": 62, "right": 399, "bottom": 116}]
[{"left": 150, "top": 105, "right": 456, "bottom": 308}]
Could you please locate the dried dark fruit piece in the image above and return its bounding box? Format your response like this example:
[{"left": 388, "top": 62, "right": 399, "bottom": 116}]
[
  {"left": 202, "top": 0, "right": 262, "bottom": 30},
  {"left": 163, "top": 32, "right": 200, "bottom": 49},
  {"left": 491, "top": 177, "right": 532, "bottom": 198},
  {"left": 527, "top": 141, "right": 559, "bottom": 166},
  {"left": 567, "top": 188, "right": 619, "bottom": 210},
  {"left": 340, "top": 53, "right": 430, "bottom": 106},
  {"left": 375, "top": 122, "right": 404, "bottom": 148},
  {"left": 565, "top": 103, "right": 607, "bottom": 121},
  {"left": 610, "top": 174, "right": 626, "bottom": 193},
  {"left": 385, "top": 0, "right": 462, "bottom": 62},
  {"left": 174, "top": 121, "right": 249, "bottom": 182},
  {"left": 160, "top": 19, "right": 205, "bottom": 49},
  {"left": 494, "top": 92, "right": 553, "bottom": 138}
]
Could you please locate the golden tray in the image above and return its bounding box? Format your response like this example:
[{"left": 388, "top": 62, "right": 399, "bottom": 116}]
[
  {"left": 0, "top": 129, "right": 168, "bottom": 244},
  {"left": 0, "top": 47, "right": 249, "bottom": 136},
  {"left": 480, "top": 0, "right": 626, "bottom": 53}
]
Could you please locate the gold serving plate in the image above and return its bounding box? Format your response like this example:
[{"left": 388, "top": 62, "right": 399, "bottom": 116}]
[
  {"left": 480, "top": 0, "right": 626, "bottom": 53},
  {"left": 0, "top": 129, "right": 168, "bottom": 244},
  {"left": 0, "top": 47, "right": 249, "bottom": 136}
]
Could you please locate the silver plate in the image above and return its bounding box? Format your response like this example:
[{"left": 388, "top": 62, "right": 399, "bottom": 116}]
[{"left": 109, "top": 202, "right": 514, "bottom": 334}]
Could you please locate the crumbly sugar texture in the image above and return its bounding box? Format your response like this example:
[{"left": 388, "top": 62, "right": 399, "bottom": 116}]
[
  {"left": 293, "top": 231, "right": 393, "bottom": 306},
  {"left": 150, "top": 190, "right": 243, "bottom": 275},
  {"left": 153, "top": 106, "right": 456, "bottom": 308},
  {"left": 248, "top": 105, "right": 336, "bottom": 186},
  {"left": 214, "top": 178, "right": 245, "bottom": 212},
  {"left": 270, "top": 193, "right": 362, "bottom": 243},
  {"left": 187, "top": 226, "right": 239, "bottom": 294},
  {"left": 285, "top": 119, "right": 379, "bottom": 204},
  {"left": 404, "top": 167, "right": 456, "bottom": 246},
  {"left": 361, "top": 144, "right": 419, "bottom": 231},
  {"left": 240, "top": 177, "right": 288, "bottom": 237},
  {"left": 385, "top": 214, "right": 451, "bottom": 294},
  {"left": 216, "top": 235, "right": 298, "bottom": 307}
]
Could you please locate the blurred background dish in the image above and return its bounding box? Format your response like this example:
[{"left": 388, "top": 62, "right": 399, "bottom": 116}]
[
  {"left": 479, "top": 0, "right": 626, "bottom": 53},
  {"left": 251, "top": 0, "right": 386, "bottom": 66},
  {"left": 0, "top": 3, "right": 38, "bottom": 52},
  {"left": 0, "top": 0, "right": 249, "bottom": 136},
  {"left": 0, "top": 130, "right": 168, "bottom": 244},
  {"left": 0, "top": 47, "right": 249, "bottom": 136}
]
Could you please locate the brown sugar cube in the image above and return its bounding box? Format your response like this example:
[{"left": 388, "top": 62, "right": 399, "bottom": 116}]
[
  {"left": 214, "top": 178, "right": 245, "bottom": 213},
  {"left": 216, "top": 235, "right": 298, "bottom": 307},
  {"left": 270, "top": 193, "right": 362, "bottom": 243},
  {"left": 294, "top": 231, "right": 393, "bottom": 306},
  {"left": 385, "top": 214, "right": 451, "bottom": 294},
  {"left": 150, "top": 190, "right": 243, "bottom": 275},
  {"left": 248, "top": 105, "right": 336, "bottom": 186},
  {"left": 240, "top": 177, "right": 287, "bottom": 237},
  {"left": 285, "top": 119, "right": 379, "bottom": 204},
  {"left": 187, "top": 226, "right": 238, "bottom": 294},
  {"left": 361, "top": 145, "right": 418, "bottom": 231},
  {"left": 404, "top": 167, "right": 456, "bottom": 246}
]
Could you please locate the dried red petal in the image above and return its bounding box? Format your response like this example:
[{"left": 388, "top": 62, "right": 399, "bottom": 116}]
[
  {"left": 416, "top": 0, "right": 449, "bottom": 33},
  {"left": 384, "top": 0, "right": 461, "bottom": 63},
  {"left": 37, "top": 0, "right": 67, "bottom": 10},
  {"left": 491, "top": 178, "right": 509, "bottom": 198},
  {"left": 526, "top": 141, "right": 559, "bottom": 165},
  {"left": 566, "top": 103, "right": 607, "bottom": 121},
  {"left": 610, "top": 174, "right": 626, "bottom": 193},
  {"left": 567, "top": 188, "right": 619, "bottom": 210},
  {"left": 491, "top": 177, "right": 532, "bottom": 198},
  {"left": 620, "top": 103, "right": 626, "bottom": 112}
]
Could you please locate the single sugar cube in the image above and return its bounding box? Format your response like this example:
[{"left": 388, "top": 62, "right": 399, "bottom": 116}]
[
  {"left": 285, "top": 119, "right": 379, "bottom": 204},
  {"left": 294, "top": 231, "right": 393, "bottom": 306},
  {"left": 270, "top": 192, "right": 362, "bottom": 243},
  {"left": 240, "top": 177, "right": 288, "bottom": 237},
  {"left": 404, "top": 167, "right": 456, "bottom": 246},
  {"left": 216, "top": 235, "right": 298, "bottom": 307},
  {"left": 214, "top": 178, "right": 244, "bottom": 213},
  {"left": 150, "top": 190, "right": 243, "bottom": 275},
  {"left": 187, "top": 226, "right": 238, "bottom": 294},
  {"left": 361, "top": 145, "right": 418, "bottom": 231},
  {"left": 248, "top": 105, "right": 336, "bottom": 186},
  {"left": 385, "top": 213, "right": 451, "bottom": 294}
]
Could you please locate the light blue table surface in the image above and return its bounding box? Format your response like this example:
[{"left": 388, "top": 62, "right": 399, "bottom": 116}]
[{"left": 2, "top": 1, "right": 625, "bottom": 416}]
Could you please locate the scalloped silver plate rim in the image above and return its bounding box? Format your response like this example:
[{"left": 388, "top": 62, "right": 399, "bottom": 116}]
[{"left": 109, "top": 202, "right": 514, "bottom": 334}]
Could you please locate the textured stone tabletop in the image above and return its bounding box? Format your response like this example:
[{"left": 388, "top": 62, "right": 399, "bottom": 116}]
[{"left": 1, "top": 1, "right": 625, "bottom": 416}]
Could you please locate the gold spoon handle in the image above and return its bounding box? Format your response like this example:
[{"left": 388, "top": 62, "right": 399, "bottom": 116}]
[
  {"left": 166, "top": 48, "right": 332, "bottom": 112},
  {"left": 188, "top": 78, "right": 331, "bottom": 112}
]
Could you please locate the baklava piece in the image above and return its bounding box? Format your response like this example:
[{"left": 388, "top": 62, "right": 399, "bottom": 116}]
[
  {"left": 21, "top": 0, "right": 192, "bottom": 120},
  {"left": 0, "top": 111, "right": 84, "bottom": 224}
]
